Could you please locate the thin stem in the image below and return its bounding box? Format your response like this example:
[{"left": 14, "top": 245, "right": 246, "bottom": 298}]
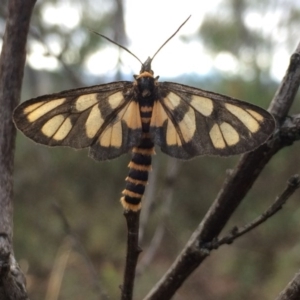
[
  {"left": 121, "top": 210, "right": 142, "bottom": 300},
  {"left": 205, "top": 174, "right": 300, "bottom": 250}
]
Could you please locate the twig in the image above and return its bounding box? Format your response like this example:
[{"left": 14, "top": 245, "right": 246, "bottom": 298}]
[
  {"left": 28, "top": 28, "right": 84, "bottom": 87},
  {"left": 121, "top": 210, "right": 142, "bottom": 300},
  {"left": 269, "top": 41, "right": 300, "bottom": 122},
  {"left": 53, "top": 203, "right": 108, "bottom": 300},
  {"left": 144, "top": 41, "right": 300, "bottom": 300},
  {"left": 205, "top": 174, "right": 300, "bottom": 250}
]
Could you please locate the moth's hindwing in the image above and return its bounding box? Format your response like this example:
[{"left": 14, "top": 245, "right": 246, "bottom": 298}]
[
  {"left": 150, "top": 82, "right": 275, "bottom": 159},
  {"left": 13, "top": 82, "right": 142, "bottom": 160}
]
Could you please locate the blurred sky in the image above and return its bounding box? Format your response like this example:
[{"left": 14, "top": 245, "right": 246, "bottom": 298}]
[{"left": 28, "top": 0, "right": 296, "bottom": 81}]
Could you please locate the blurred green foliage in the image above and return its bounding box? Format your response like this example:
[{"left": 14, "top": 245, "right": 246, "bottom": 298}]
[{"left": 3, "top": 0, "right": 300, "bottom": 299}]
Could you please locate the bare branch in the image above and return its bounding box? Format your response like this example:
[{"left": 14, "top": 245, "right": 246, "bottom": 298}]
[
  {"left": 0, "top": 0, "right": 36, "bottom": 299},
  {"left": 205, "top": 174, "right": 300, "bottom": 249}
]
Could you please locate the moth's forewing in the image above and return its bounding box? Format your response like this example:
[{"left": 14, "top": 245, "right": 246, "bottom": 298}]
[{"left": 149, "top": 82, "right": 275, "bottom": 159}]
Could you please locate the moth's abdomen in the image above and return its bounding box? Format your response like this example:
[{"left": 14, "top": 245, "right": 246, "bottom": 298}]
[{"left": 120, "top": 135, "right": 154, "bottom": 211}]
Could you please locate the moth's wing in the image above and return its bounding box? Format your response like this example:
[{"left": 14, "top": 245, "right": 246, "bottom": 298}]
[
  {"left": 150, "top": 82, "right": 275, "bottom": 159},
  {"left": 13, "top": 81, "right": 142, "bottom": 161}
]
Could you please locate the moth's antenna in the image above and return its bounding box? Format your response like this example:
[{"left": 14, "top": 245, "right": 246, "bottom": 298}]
[
  {"left": 151, "top": 15, "right": 191, "bottom": 61},
  {"left": 90, "top": 30, "right": 143, "bottom": 64}
]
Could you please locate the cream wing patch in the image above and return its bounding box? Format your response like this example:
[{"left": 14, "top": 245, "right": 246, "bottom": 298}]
[
  {"left": 41, "top": 115, "right": 65, "bottom": 137},
  {"left": 85, "top": 105, "right": 104, "bottom": 138},
  {"left": 225, "top": 103, "right": 259, "bottom": 133},
  {"left": 209, "top": 122, "right": 240, "bottom": 148},
  {"left": 41, "top": 114, "right": 72, "bottom": 140},
  {"left": 190, "top": 95, "right": 213, "bottom": 116},
  {"left": 178, "top": 106, "right": 196, "bottom": 143},
  {"left": 166, "top": 121, "right": 182, "bottom": 146},
  {"left": 246, "top": 109, "right": 264, "bottom": 121},
  {"left": 53, "top": 118, "right": 72, "bottom": 140},
  {"left": 220, "top": 122, "right": 239, "bottom": 146},
  {"left": 209, "top": 124, "right": 226, "bottom": 149},
  {"left": 27, "top": 99, "right": 65, "bottom": 122},
  {"left": 76, "top": 94, "right": 98, "bottom": 111},
  {"left": 99, "top": 121, "right": 122, "bottom": 148},
  {"left": 108, "top": 92, "right": 124, "bottom": 109},
  {"left": 24, "top": 102, "right": 45, "bottom": 114},
  {"left": 164, "top": 92, "right": 181, "bottom": 109}
]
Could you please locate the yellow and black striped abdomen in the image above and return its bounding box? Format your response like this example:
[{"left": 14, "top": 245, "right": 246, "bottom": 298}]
[{"left": 121, "top": 137, "right": 154, "bottom": 211}]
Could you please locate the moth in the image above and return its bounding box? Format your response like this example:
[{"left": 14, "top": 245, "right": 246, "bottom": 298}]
[{"left": 13, "top": 17, "right": 275, "bottom": 211}]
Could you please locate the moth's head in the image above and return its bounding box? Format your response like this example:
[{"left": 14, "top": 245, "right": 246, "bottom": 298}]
[
  {"left": 134, "top": 57, "right": 159, "bottom": 83},
  {"left": 134, "top": 57, "right": 155, "bottom": 80},
  {"left": 140, "top": 57, "right": 153, "bottom": 74}
]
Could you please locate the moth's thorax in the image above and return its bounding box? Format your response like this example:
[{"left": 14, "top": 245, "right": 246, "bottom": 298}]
[{"left": 134, "top": 71, "right": 158, "bottom": 99}]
